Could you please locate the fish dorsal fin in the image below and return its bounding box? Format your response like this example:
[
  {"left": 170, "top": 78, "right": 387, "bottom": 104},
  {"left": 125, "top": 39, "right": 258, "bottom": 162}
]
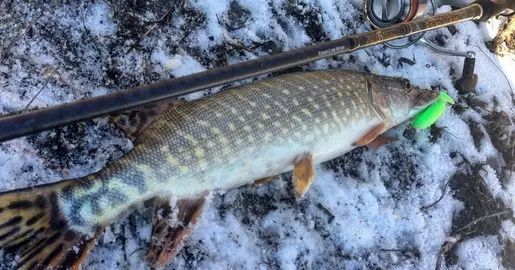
[
  {"left": 0, "top": 180, "right": 104, "bottom": 270},
  {"left": 109, "top": 100, "right": 181, "bottom": 142},
  {"left": 147, "top": 196, "right": 206, "bottom": 267}
]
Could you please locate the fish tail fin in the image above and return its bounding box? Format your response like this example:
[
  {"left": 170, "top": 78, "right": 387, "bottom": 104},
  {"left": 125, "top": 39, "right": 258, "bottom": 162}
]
[{"left": 0, "top": 180, "right": 103, "bottom": 270}]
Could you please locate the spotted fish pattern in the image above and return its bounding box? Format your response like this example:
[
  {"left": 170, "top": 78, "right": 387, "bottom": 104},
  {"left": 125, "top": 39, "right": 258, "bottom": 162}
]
[
  {"left": 0, "top": 69, "right": 439, "bottom": 269},
  {"left": 59, "top": 69, "right": 440, "bottom": 231},
  {"left": 60, "top": 70, "right": 379, "bottom": 230}
]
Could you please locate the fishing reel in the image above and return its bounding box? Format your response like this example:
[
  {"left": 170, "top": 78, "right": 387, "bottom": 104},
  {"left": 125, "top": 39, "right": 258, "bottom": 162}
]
[
  {"left": 364, "top": 0, "right": 479, "bottom": 93},
  {"left": 364, "top": 0, "right": 477, "bottom": 29}
]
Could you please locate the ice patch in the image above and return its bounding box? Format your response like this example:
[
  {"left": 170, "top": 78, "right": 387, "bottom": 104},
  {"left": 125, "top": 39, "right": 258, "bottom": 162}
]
[{"left": 84, "top": 3, "right": 116, "bottom": 37}]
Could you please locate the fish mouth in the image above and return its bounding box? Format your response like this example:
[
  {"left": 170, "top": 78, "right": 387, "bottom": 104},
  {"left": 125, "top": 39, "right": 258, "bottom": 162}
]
[{"left": 408, "top": 89, "right": 440, "bottom": 118}]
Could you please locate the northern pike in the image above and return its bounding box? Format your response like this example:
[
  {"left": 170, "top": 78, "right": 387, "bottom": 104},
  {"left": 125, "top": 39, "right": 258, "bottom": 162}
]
[{"left": 0, "top": 69, "right": 439, "bottom": 269}]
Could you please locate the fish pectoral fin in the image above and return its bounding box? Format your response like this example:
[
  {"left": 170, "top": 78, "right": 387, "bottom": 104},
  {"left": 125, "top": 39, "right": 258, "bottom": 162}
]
[
  {"left": 109, "top": 100, "right": 183, "bottom": 142},
  {"left": 353, "top": 122, "right": 389, "bottom": 147},
  {"left": 0, "top": 181, "right": 104, "bottom": 270},
  {"left": 292, "top": 154, "right": 315, "bottom": 199},
  {"left": 253, "top": 175, "right": 278, "bottom": 187},
  {"left": 147, "top": 196, "right": 206, "bottom": 267},
  {"left": 366, "top": 135, "right": 397, "bottom": 148}
]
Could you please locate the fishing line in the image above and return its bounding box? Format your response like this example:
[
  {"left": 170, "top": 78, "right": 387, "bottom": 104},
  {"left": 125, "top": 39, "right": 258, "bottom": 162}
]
[{"left": 474, "top": 45, "right": 514, "bottom": 96}]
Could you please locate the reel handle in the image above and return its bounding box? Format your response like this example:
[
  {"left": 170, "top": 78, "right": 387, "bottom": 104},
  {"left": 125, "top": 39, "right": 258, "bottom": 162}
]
[
  {"left": 474, "top": 0, "right": 515, "bottom": 21},
  {"left": 456, "top": 56, "right": 478, "bottom": 94}
]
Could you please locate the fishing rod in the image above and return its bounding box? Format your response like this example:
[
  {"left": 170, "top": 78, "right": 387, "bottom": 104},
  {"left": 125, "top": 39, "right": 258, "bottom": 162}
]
[{"left": 0, "top": 0, "right": 513, "bottom": 143}]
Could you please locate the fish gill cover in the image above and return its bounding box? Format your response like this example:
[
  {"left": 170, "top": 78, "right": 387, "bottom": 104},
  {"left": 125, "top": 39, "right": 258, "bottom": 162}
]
[{"left": 0, "top": 0, "right": 514, "bottom": 269}]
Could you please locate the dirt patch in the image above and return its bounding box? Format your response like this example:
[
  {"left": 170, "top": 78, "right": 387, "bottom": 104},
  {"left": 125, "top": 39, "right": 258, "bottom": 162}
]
[
  {"left": 282, "top": 0, "right": 328, "bottom": 43},
  {"left": 324, "top": 147, "right": 366, "bottom": 179},
  {"left": 224, "top": 1, "right": 251, "bottom": 31},
  {"left": 485, "top": 111, "right": 515, "bottom": 175},
  {"left": 487, "top": 17, "right": 515, "bottom": 56},
  {"left": 467, "top": 120, "right": 485, "bottom": 151},
  {"left": 502, "top": 239, "right": 515, "bottom": 269},
  {"left": 26, "top": 120, "right": 128, "bottom": 175},
  {"left": 442, "top": 166, "right": 512, "bottom": 267}
]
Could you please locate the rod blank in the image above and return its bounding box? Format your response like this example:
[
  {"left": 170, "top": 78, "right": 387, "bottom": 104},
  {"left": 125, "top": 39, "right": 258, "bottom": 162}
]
[{"left": 0, "top": 4, "right": 483, "bottom": 142}]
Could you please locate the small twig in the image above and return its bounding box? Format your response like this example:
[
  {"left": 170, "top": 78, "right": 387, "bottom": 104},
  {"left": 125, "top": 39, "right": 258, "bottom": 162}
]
[
  {"left": 248, "top": 39, "right": 278, "bottom": 51},
  {"left": 23, "top": 68, "right": 58, "bottom": 112},
  {"left": 131, "top": 24, "right": 157, "bottom": 48},
  {"left": 435, "top": 235, "right": 462, "bottom": 270},
  {"left": 179, "top": 28, "right": 194, "bottom": 43},
  {"left": 121, "top": 224, "right": 128, "bottom": 263},
  {"left": 475, "top": 105, "right": 493, "bottom": 114},
  {"left": 459, "top": 100, "right": 494, "bottom": 114},
  {"left": 146, "top": 6, "right": 174, "bottom": 24},
  {"left": 440, "top": 126, "right": 463, "bottom": 140},
  {"left": 129, "top": 247, "right": 143, "bottom": 256},
  {"left": 421, "top": 177, "right": 452, "bottom": 211},
  {"left": 128, "top": 6, "right": 175, "bottom": 51},
  {"left": 455, "top": 209, "right": 512, "bottom": 234},
  {"left": 380, "top": 248, "right": 404, "bottom": 252},
  {"left": 101, "top": 0, "right": 113, "bottom": 9},
  {"left": 126, "top": 11, "right": 149, "bottom": 22},
  {"left": 434, "top": 209, "right": 512, "bottom": 270}
]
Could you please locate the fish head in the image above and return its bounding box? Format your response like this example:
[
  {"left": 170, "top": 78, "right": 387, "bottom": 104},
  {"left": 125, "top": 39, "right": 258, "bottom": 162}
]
[
  {"left": 405, "top": 81, "right": 441, "bottom": 119},
  {"left": 367, "top": 75, "right": 440, "bottom": 126}
]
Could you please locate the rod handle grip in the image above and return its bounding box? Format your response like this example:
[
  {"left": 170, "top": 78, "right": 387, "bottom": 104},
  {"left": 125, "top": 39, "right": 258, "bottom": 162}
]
[{"left": 474, "top": 0, "right": 515, "bottom": 21}]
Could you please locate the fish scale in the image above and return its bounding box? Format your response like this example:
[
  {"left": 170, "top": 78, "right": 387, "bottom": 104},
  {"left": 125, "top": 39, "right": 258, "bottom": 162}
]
[
  {"left": 0, "top": 69, "right": 439, "bottom": 269},
  {"left": 59, "top": 70, "right": 389, "bottom": 231}
]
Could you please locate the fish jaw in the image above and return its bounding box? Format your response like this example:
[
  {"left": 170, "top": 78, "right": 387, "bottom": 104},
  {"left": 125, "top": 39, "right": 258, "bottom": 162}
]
[{"left": 407, "top": 88, "right": 441, "bottom": 119}]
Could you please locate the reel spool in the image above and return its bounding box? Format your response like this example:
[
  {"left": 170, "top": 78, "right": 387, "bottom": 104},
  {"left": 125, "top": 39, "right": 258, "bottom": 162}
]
[
  {"left": 364, "top": 0, "right": 475, "bottom": 28},
  {"left": 365, "top": 0, "right": 436, "bottom": 48},
  {"left": 364, "top": 0, "right": 431, "bottom": 29},
  {"left": 364, "top": 0, "right": 479, "bottom": 93}
]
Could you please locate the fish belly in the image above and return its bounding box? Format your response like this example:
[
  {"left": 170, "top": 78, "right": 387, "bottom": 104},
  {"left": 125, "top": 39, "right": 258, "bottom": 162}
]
[{"left": 163, "top": 118, "right": 380, "bottom": 198}]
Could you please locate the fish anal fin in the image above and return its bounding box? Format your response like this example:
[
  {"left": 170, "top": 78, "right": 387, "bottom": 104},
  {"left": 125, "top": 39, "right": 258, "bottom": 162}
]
[
  {"left": 0, "top": 181, "right": 104, "bottom": 270},
  {"left": 253, "top": 175, "right": 278, "bottom": 187},
  {"left": 292, "top": 155, "right": 315, "bottom": 199},
  {"left": 353, "top": 122, "right": 388, "bottom": 147},
  {"left": 110, "top": 100, "right": 182, "bottom": 141},
  {"left": 366, "top": 135, "right": 397, "bottom": 148},
  {"left": 147, "top": 196, "right": 206, "bottom": 267}
]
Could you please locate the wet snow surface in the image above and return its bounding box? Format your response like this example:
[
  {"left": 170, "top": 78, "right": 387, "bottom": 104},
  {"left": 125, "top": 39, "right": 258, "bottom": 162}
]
[{"left": 0, "top": 0, "right": 514, "bottom": 269}]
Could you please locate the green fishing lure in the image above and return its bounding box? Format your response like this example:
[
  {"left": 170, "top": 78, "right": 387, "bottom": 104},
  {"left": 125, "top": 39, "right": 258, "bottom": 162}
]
[{"left": 411, "top": 92, "right": 454, "bottom": 129}]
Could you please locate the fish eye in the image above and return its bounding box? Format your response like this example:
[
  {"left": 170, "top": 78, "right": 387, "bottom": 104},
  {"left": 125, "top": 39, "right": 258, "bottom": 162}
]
[{"left": 404, "top": 80, "right": 412, "bottom": 90}]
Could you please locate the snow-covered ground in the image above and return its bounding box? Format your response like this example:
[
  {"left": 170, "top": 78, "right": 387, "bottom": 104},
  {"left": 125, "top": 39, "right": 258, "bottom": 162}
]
[{"left": 0, "top": 1, "right": 514, "bottom": 269}]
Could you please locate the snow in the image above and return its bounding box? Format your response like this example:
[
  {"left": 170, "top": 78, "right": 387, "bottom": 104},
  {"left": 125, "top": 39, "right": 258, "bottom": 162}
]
[
  {"left": 84, "top": 3, "right": 117, "bottom": 37},
  {"left": 0, "top": 1, "right": 514, "bottom": 269},
  {"left": 452, "top": 236, "right": 503, "bottom": 269}
]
